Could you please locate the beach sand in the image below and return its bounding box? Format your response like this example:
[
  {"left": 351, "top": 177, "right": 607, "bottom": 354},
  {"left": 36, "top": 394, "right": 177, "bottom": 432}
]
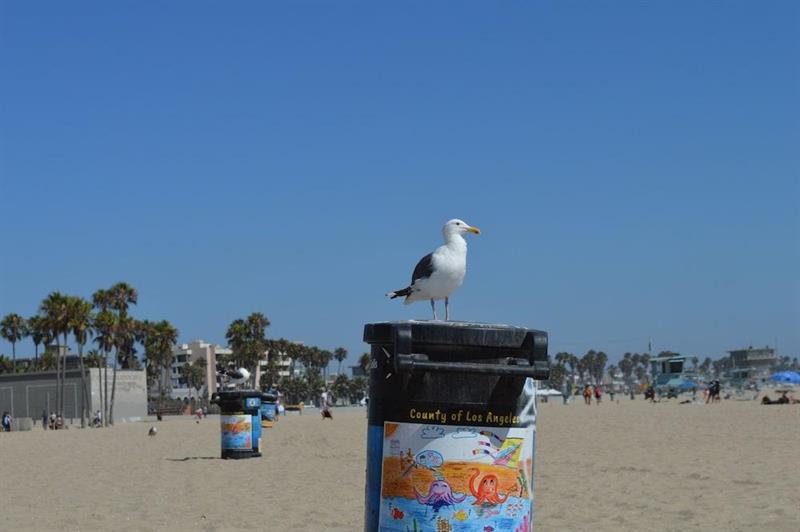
[{"left": 1, "top": 399, "right": 797, "bottom": 531}]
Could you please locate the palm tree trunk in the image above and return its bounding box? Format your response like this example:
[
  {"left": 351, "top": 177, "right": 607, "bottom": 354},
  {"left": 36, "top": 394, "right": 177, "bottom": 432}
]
[
  {"left": 77, "top": 343, "right": 89, "bottom": 428},
  {"left": 61, "top": 333, "right": 68, "bottom": 419},
  {"left": 158, "top": 363, "right": 164, "bottom": 416},
  {"left": 109, "top": 349, "right": 119, "bottom": 425},
  {"left": 34, "top": 343, "right": 39, "bottom": 365},
  {"left": 103, "top": 350, "right": 109, "bottom": 427},
  {"left": 55, "top": 342, "right": 62, "bottom": 416},
  {"left": 11, "top": 342, "right": 16, "bottom": 372}
]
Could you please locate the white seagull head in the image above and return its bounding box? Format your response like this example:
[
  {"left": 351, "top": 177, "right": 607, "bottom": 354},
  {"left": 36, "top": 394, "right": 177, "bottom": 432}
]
[{"left": 442, "top": 219, "right": 481, "bottom": 239}]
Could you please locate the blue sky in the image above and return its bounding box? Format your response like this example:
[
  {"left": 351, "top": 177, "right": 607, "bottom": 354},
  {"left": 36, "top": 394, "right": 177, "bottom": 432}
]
[{"left": 1, "top": 1, "right": 798, "bottom": 369}]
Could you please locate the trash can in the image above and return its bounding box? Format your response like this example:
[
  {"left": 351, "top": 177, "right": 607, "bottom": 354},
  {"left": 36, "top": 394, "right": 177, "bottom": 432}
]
[
  {"left": 362, "top": 321, "right": 549, "bottom": 532},
  {"left": 211, "top": 390, "right": 263, "bottom": 459},
  {"left": 260, "top": 392, "right": 278, "bottom": 425}
]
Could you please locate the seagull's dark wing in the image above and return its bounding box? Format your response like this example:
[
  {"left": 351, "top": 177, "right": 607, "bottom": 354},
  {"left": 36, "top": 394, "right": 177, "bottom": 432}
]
[{"left": 411, "top": 253, "right": 434, "bottom": 284}]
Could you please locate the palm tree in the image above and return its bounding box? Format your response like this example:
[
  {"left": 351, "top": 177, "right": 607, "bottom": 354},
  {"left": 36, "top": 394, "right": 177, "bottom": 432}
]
[
  {"left": 93, "top": 310, "right": 116, "bottom": 426},
  {"left": 246, "top": 312, "right": 270, "bottom": 385},
  {"left": 567, "top": 354, "right": 579, "bottom": 382},
  {"left": 147, "top": 320, "right": 178, "bottom": 413},
  {"left": 320, "top": 349, "right": 333, "bottom": 380},
  {"left": 0, "top": 313, "right": 28, "bottom": 372},
  {"left": 28, "top": 315, "right": 48, "bottom": 364},
  {"left": 358, "top": 352, "right": 371, "bottom": 375},
  {"left": 106, "top": 282, "right": 138, "bottom": 425},
  {"left": 180, "top": 359, "right": 206, "bottom": 402},
  {"left": 68, "top": 296, "right": 94, "bottom": 428},
  {"left": 40, "top": 292, "right": 70, "bottom": 415},
  {"left": 593, "top": 351, "right": 608, "bottom": 384},
  {"left": 109, "top": 315, "right": 136, "bottom": 424},
  {"left": 332, "top": 373, "right": 351, "bottom": 405},
  {"left": 38, "top": 349, "right": 58, "bottom": 372},
  {"left": 225, "top": 318, "right": 249, "bottom": 368},
  {"left": 619, "top": 353, "right": 634, "bottom": 388},
  {"left": 333, "top": 347, "right": 348, "bottom": 375}
]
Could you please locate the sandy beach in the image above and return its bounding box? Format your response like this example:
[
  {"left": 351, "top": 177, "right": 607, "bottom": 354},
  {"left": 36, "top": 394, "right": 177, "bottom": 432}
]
[{"left": 1, "top": 399, "right": 798, "bottom": 531}]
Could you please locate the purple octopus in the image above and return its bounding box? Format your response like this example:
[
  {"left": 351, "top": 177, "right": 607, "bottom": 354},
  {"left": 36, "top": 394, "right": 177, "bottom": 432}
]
[{"left": 414, "top": 479, "right": 467, "bottom": 513}]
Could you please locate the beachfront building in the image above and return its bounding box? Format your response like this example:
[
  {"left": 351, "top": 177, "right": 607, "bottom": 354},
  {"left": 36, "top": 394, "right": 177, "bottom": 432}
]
[
  {"left": 252, "top": 342, "right": 297, "bottom": 388},
  {"left": 0, "top": 368, "right": 147, "bottom": 422},
  {"left": 728, "top": 346, "right": 777, "bottom": 379},
  {"left": 167, "top": 340, "right": 231, "bottom": 399},
  {"left": 164, "top": 339, "right": 300, "bottom": 398}
]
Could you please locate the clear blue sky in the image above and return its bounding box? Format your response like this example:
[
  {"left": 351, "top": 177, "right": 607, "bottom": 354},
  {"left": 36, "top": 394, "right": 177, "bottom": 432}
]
[{"left": 1, "top": 1, "right": 798, "bottom": 369}]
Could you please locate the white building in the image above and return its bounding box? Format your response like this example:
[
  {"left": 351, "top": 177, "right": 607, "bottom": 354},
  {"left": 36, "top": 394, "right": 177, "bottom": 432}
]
[
  {"left": 253, "top": 342, "right": 300, "bottom": 388},
  {"left": 168, "top": 340, "right": 231, "bottom": 399},
  {"left": 163, "top": 339, "right": 299, "bottom": 398}
]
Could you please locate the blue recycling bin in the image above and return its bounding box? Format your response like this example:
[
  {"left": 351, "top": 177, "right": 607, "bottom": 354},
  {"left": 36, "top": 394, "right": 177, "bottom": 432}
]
[
  {"left": 362, "top": 321, "right": 549, "bottom": 532},
  {"left": 211, "top": 390, "right": 263, "bottom": 459},
  {"left": 260, "top": 392, "right": 278, "bottom": 424}
]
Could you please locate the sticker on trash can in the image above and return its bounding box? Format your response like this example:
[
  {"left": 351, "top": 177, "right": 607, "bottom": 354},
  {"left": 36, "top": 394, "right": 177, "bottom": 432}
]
[
  {"left": 378, "top": 422, "right": 534, "bottom": 531},
  {"left": 220, "top": 414, "right": 253, "bottom": 450}
]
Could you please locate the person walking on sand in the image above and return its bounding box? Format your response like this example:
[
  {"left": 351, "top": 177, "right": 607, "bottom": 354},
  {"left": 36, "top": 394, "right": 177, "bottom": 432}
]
[
  {"left": 2, "top": 411, "right": 11, "bottom": 432},
  {"left": 320, "top": 390, "right": 333, "bottom": 419},
  {"left": 583, "top": 385, "right": 593, "bottom": 405},
  {"left": 42, "top": 409, "right": 48, "bottom": 430},
  {"left": 594, "top": 385, "right": 603, "bottom": 405}
]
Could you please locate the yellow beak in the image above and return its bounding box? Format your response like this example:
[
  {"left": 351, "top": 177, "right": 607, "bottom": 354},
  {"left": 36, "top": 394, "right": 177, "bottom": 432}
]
[{"left": 467, "top": 226, "right": 481, "bottom": 235}]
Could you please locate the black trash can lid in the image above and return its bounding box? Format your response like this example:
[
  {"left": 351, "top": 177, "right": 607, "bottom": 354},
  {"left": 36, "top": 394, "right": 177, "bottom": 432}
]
[
  {"left": 212, "top": 389, "right": 263, "bottom": 401},
  {"left": 364, "top": 320, "right": 545, "bottom": 350},
  {"left": 261, "top": 392, "right": 277, "bottom": 402}
]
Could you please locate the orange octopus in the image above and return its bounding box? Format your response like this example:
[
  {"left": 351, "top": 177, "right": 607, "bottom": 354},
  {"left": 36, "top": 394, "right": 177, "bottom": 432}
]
[{"left": 468, "top": 469, "right": 510, "bottom": 506}]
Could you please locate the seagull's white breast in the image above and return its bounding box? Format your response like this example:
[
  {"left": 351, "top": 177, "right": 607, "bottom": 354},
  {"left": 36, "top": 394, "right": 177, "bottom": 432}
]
[{"left": 409, "top": 242, "right": 467, "bottom": 301}]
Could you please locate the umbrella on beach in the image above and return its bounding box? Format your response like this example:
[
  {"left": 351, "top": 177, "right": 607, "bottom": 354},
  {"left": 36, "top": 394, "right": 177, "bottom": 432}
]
[
  {"left": 769, "top": 371, "right": 800, "bottom": 384},
  {"left": 678, "top": 379, "right": 699, "bottom": 390}
]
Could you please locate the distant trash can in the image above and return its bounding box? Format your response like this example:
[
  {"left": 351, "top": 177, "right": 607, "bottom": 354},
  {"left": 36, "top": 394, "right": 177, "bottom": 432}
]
[
  {"left": 362, "top": 321, "right": 549, "bottom": 532},
  {"left": 211, "top": 390, "right": 263, "bottom": 459},
  {"left": 260, "top": 392, "right": 278, "bottom": 424}
]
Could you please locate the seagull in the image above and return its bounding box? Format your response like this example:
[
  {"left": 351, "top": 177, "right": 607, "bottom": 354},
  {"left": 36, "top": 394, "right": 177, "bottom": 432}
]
[
  {"left": 387, "top": 219, "right": 480, "bottom": 320},
  {"left": 148, "top": 426, "right": 157, "bottom": 436},
  {"left": 222, "top": 367, "right": 250, "bottom": 389}
]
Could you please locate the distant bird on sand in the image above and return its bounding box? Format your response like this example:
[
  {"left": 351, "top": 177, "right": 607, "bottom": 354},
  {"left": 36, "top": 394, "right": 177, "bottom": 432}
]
[
  {"left": 148, "top": 426, "right": 157, "bottom": 436},
  {"left": 387, "top": 219, "right": 480, "bottom": 320}
]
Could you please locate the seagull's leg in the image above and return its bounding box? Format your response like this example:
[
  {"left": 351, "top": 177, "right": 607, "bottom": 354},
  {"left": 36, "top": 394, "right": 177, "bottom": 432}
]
[
  {"left": 445, "top": 297, "right": 450, "bottom": 321},
  {"left": 430, "top": 299, "right": 437, "bottom": 320}
]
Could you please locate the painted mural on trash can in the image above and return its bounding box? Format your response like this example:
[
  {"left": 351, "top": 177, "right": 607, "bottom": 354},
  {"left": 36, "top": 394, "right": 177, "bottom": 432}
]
[{"left": 378, "top": 421, "right": 535, "bottom": 532}]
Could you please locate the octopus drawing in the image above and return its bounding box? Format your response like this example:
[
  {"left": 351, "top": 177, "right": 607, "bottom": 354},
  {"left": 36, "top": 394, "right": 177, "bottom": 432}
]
[
  {"left": 468, "top": 469, "right": 510, "bottom": 506},
  {"left": 414, "top": 479, "right": 467, "bottom": 513}
]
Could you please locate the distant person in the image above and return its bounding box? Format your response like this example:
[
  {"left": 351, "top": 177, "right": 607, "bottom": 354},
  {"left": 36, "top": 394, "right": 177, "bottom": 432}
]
[
  {"left": 561, "top": 380, "right": 570, "bottom": 405},
  {"left": 629, "top": 388, "right": 635, "bottom": 400},
  {"left": 594, "top": 385, "right": 603, "bottom": 405},
  {"left": 2, "top": 411, "right": 11, "bottom": 432},
  {"left": 644, "top": 386, "right": 656, "bottom": 402},
  {"left": 320, "top": 390, "right": 333, "bottom": 419},
  {"left": 706, "top": 380, "right": 721, "bottom": 403},
  {"left": 49, "top": 412, "right": 56, "bottom": 430},
  {"left": 609, "top": 389, "right": 615, "bottom": 402},
  {"left": 583, "top": 385, "right": 593, "bottom": 405},
  {"left": 42, "top": 409, "right": 48, "bottom": 430},
  {"left": 92, "top": 410, "right": 102, "bottom": 427}
]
